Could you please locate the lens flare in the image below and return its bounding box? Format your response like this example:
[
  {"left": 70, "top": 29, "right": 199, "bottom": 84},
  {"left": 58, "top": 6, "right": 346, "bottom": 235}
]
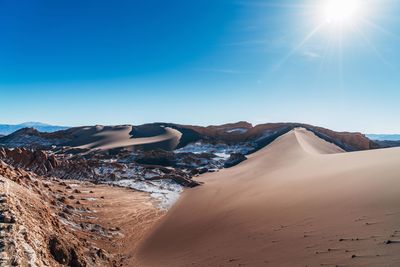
[{"left": 321, "top": 0, "right": 362, "bottom": 25}]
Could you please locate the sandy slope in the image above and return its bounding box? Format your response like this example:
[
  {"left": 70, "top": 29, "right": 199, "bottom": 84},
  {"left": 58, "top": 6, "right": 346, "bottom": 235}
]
[
  {"left": 73, "top": 125, "right": 182, "bottom": 152},
  {"left": 138, "top": 128, "right": 400, "bottom": 267}
]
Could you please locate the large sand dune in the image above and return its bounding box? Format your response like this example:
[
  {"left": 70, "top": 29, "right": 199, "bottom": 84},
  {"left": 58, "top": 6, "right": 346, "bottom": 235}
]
[
  {"left": 70, "top": 125, "right": 182, "bottom": 152},
  {"left": 138, "top": 128, "right": 400, "bottom": 266}
]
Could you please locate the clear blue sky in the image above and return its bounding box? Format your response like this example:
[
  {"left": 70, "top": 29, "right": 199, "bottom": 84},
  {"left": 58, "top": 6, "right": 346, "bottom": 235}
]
[{"left": 1, "top": 0, "right": 399, "bottom": 133}]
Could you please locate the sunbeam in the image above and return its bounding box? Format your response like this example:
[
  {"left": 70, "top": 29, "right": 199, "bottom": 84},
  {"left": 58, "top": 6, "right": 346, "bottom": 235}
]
[
  {"left": 362, "top": 18, "right": 400, "bottom": 42},
  {"left": 353, "top": 23, "right": 393, "bottom": 68},
  {"left": 273, "top": 23, "right": 324, "bottom": 70},
  {"left": 271, "top": 0, "right": 400, "bottom": 73}
]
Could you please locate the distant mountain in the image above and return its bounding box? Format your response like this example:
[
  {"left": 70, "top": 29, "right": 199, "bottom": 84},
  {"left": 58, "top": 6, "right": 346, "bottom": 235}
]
[
  {"left": 0, "top": 122, "right": 68, "bottom": 135},
  {"left": 366, "top": 134, "right": 400, "bottom": 141}
]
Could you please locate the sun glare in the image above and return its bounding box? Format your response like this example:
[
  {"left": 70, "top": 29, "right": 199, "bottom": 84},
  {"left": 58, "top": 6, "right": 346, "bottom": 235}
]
[{"left": 321, "top": 0, "right": 362, "bottom": 25}]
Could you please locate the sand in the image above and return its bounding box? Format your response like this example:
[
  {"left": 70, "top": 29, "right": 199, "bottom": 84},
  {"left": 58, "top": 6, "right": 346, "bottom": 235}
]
[
  {"left": 62, "top": 182, "right": 165, "bottom": 266},
  {"left": 74, "top": 125, "right": 182, "bottom": 152},
  {"left": 138, "top": 128, "right": 400, "bottom": 266}
]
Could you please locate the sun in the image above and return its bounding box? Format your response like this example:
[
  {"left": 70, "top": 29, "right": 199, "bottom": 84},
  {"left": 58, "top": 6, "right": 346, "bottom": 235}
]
[{"left": 321, "top": 0, "right": 362, "bottom": 25}]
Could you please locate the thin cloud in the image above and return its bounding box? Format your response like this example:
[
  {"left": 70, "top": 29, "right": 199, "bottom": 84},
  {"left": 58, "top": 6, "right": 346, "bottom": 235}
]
[
  {"left": 234, "top": 1, "right": 312, "bottom": 9},
  {"left": 303, "top": 50, "right": 322, "bottom": 59},
  {"left": 220, "top": 39, "right": 270, "bottom": 47},
  {"left": 196, "top": 68, "right": 250, "bottom": 74}
]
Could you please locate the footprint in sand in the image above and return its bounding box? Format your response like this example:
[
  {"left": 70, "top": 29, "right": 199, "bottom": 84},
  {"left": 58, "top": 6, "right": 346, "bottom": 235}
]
[
  {"left": 355, "top": 216, "right": 368, "bottom": 222},
  {"left": 364, "top": 222, "right": 380, "bottom": 226},
  {"left": 385, "top": 211, "right": 400, "bottom": 216},
  {"left": 384, "top": 240, "right": 400, "bottom": 244}
]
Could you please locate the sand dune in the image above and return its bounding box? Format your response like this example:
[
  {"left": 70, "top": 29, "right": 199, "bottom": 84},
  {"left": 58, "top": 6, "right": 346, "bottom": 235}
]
[
  {"left": 138, "top": 128, "right": 400, "bottom": 266},
  {"left": 72, "top": 125, "right": 182, "bottom": 152}
]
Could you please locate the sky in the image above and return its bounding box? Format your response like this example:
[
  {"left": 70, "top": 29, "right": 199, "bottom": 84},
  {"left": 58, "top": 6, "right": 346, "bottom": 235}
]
[{"left": 1, "top": 0, "right": 400, "bottom": 133}]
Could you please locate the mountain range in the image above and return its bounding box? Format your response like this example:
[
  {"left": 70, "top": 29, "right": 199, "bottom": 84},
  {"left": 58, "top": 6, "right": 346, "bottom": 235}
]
[{"left": 366, "top": 134, "right": 400, "bottom": 141}]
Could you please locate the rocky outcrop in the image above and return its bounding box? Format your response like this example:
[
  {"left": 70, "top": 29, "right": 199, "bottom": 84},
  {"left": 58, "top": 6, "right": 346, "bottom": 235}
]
[
  {"left": 48, "top": 236, "right": 85, "bottom": 267},
  {"left": 134, "top": 150, "right": 176, "bottom": 166},
  {"left": 373, "top": 140, "right": 400, "bottom": 148},
  {"left": 0, "top": 127, "right": 69, "bottom": 149},
  {"left": 173, "top": 121, "right": 253, "bottom": 144},
  {"left": 147, "top": 172, "right": 200, "bottom": 188},
  {"left": 0, "top": 161, "right": 131, "bottom": 266},
  {"left": 0, "top": 147, "right": 106, "bottom": 181},
  {"left": 303, "top": 125, "right": 379, "bottom": 151},
  {"left": 0, "top": 162, "right": 86, "bottom": 266},
  {"left": 0, "top": 147, "right": 60, "bottom": 175},
  {"left": 0, "top": 146, "right": 202, "bottom": 192},
  {"left": 224, "top": 153, "right": 247, "bottom": 168}
]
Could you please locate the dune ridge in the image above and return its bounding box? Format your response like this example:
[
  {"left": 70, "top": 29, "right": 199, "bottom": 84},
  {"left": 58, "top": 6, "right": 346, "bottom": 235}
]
[
  {"left": 74, "top": 126, "right": 182, "bottom": 152},
  {"left": 138, "top": 128, "right": 400, "bottom": 266}
]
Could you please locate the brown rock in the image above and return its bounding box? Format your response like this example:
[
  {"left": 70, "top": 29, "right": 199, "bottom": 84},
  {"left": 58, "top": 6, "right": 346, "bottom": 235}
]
[{"left": 49, "top": 236, "right": 70, "bottom": 264}]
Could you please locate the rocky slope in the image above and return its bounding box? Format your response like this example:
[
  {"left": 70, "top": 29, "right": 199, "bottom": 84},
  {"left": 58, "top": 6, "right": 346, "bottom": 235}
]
[
  {"left": 0, "top": 160, "right": 163, "bottom": 266},
  {"left": 373, "top": 140, "right": 400, "bottom": 148},
  {"left": 0, "top": 161, "right": 103, "bottom": 266},
  {"left": 0, "top": 147, "right": 202, "bottom": 208},
  {"left": 0, "top": 147, "right": 60, "bottom": 175},
  {"left": 0, "top": 128, "right": 70, "bottom": 149}
]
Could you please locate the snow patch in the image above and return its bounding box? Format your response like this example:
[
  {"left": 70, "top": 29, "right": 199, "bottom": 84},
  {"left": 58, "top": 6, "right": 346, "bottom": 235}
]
[
  {"left": 175, "top": 141, "right": 253, "bottom": 158},
  {"left": 226, "top": 128, "right": 248, "bottom": 134},
  {"left": 109, "top": 179, "right": 183, "bottom": 209}
]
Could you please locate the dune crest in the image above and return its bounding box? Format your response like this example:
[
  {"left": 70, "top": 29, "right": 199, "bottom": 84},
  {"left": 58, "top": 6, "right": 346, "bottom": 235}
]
[
  {"left": 138, "top": 128, "right": 400, "bottom": 267},
  {"left": 74, "top": 126, "right": 182, "bottom": 152},
  {"left": 293, "top": 127, "right": 344, "bottom": 154}
]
